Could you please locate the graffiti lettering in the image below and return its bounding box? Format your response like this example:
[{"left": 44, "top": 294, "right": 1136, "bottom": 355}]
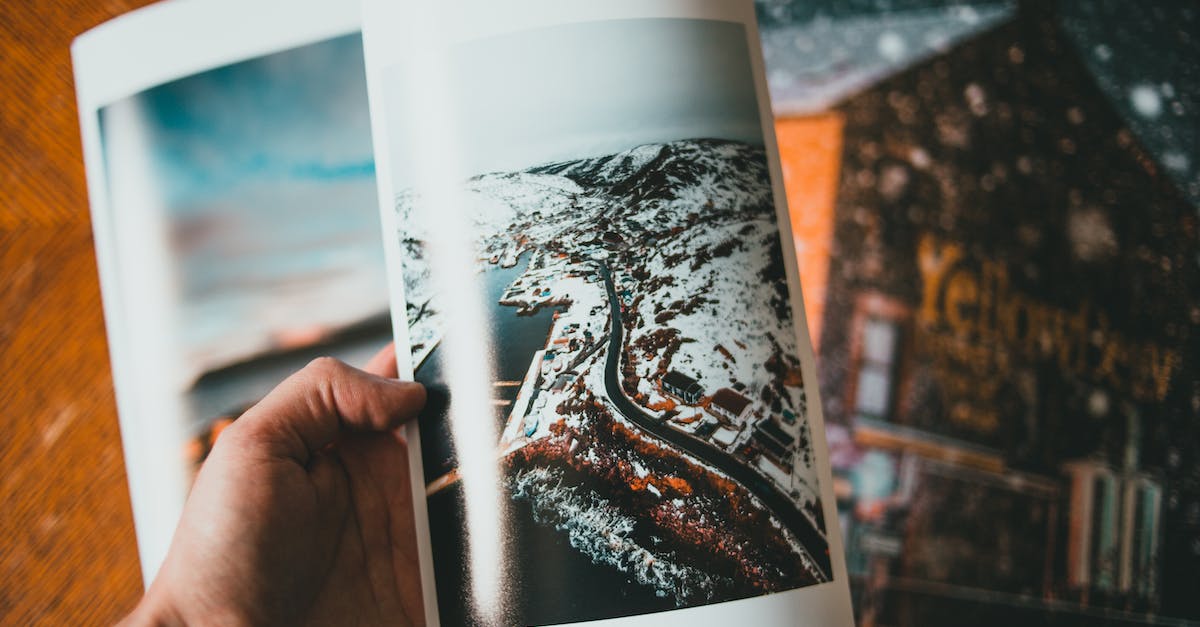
[{"left": 917, "top": 233, "right": 1179, "bottom": 403}]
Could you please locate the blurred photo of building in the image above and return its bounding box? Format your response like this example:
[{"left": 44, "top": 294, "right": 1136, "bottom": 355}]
[{"left": 763, "top": 0, "right": 1198, "bottom": 624}]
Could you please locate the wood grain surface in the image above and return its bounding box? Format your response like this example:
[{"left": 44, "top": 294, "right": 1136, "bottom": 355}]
[{"left": 1, "top": 1, "right": 157, "bottom": 623}]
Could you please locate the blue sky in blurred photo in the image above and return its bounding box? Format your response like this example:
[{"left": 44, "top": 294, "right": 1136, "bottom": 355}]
[
  {"left": 100, "top": 33, "right": 389, "bottom": 383},
  {"left": 138, "top": 33, "right": 375, "bottom": 210}
]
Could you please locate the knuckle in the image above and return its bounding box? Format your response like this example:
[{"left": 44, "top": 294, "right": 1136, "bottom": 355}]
[
  {"left": 299, "top": 357, "right": 354, "bottom": 418},
  {"left": 304, "top": 356, "right": 346, "bottom": 378}
]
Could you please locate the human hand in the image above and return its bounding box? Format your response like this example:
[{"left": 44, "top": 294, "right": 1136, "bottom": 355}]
[{"left": 123, "top": 345, "right": 427, "bottom": 626}]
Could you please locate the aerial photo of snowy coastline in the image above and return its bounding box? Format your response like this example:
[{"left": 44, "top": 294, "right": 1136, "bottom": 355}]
[{"left": 386, "top": 17, "right": 832, "bottom": 626}]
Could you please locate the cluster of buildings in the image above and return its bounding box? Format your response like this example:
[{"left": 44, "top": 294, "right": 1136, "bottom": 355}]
[
  {"left": 661, "top": 369, "right": 800, "bottom": 479},
  {"left": 540, "top": 314, "right": 603, "bottom": 388}
]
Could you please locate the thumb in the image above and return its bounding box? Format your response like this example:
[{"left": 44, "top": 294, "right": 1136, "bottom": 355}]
[{"left": 227, "top": 356, "right": 425, "bottom": 465}]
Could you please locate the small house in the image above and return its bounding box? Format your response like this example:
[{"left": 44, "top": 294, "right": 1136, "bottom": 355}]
[
  {"left": 662, "top": 370, "right": 704, "bottom": 404},
  {"left": 752, "top": 417, "right": 795, "bottom": 470},
  {"left": 708, "top": 387, "right": 753, "bottom": 423},
  {"left": 550, "top": 373, "right": 575, "bottom": 393}
]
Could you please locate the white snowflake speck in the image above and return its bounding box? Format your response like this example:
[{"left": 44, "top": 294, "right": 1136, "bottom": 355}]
[{"left": 1130, "top": 84, "right": 1163, "bottom": 118}]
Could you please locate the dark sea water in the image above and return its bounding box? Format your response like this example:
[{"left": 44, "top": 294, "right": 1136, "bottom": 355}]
[{"left": 414, "top": 258, "right": 673, "bottom": 626}]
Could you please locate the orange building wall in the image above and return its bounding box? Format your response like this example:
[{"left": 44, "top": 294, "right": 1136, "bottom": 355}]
[{"left": 774, "top": 113, "right": 845, "bottom": 352}]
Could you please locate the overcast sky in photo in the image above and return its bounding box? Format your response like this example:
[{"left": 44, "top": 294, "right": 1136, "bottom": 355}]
[{"left": 389, "top": 17, "right": 765, "bottom": 183}]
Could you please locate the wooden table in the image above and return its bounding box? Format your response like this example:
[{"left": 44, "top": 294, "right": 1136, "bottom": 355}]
[{"left": 1, "top": 1, "right": 157, "bottom": 623}]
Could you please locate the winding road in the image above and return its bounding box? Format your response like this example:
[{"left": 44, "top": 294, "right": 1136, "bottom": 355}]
[{"left": 596, "top": 263, "right": 833, "bottom": 581}]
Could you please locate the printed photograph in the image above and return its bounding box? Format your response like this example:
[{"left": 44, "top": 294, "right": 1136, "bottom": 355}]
[
  {"left": 386, "top": 17, "right": 832, "bottom": 625},
  {"left": 98, "top": 33, "right": 390, "bottom": 467}
]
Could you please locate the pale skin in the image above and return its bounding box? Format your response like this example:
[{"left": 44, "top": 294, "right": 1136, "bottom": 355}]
[{"left": 123, "top": 345, "right": 427, "bottom": 626}]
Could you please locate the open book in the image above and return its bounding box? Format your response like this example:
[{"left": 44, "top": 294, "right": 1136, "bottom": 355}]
[
  {"left": 75, "top": 0, "right": 1200, "bottom": 625},
  {"left": 74, "top": 0, "right": 851, "bottom": 624}
]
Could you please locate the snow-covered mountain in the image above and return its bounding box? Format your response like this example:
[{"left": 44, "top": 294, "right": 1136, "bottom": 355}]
[
  {"left": 397, "top": 138, "right": 777, "bottom": 323},
  {"left": 527, "top": 138, "right": 772, "bottom": 207}
]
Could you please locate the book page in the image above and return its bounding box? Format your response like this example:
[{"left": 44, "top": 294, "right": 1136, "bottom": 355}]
[
  {"left": 363, "top": 1, "right": 853, "bottom": 625},
  {"left": 74, "top": 0, "right": 387, "bottom": 582}
]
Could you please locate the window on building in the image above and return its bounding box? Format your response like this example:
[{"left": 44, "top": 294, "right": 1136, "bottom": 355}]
[
  {"left": 1128, "top": 479, "right": 1162, "bottom": 599},
  {"left": 1091, "top": 474, "right": 1120, "bottom": 592},
  {"left": 854, "top": 317, "right": 900, "bottom": 420}
]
